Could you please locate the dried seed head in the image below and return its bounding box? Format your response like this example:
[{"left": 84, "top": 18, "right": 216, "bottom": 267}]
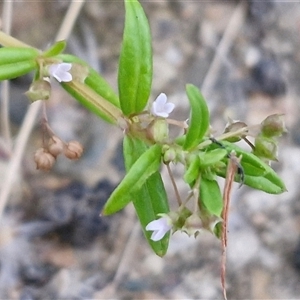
[
  {"left": 34, "top": 148, "right": 56, "bottom": 171},
  {"left": 48, "top": 136, "right": 65, "bottom": 157},
  {"left": 64, "top": 141, "right": 83, "bottom": 160}
]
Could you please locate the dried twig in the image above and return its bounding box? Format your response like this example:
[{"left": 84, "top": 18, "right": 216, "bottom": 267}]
[{"left": 221, "top": 153, "right": 241, "bottom": 300}]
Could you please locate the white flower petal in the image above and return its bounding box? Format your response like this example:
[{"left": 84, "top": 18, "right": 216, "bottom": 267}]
[
  {"left": 151, "top": 93, "right": 175, "bottom": 118},
  {"left": 155, "top": 93, "right": 167, "bottom": 106},
  {"left": 49, "top": 63, "right": 73, "bottom": 83},
  {"left": 146, "top": 217, "right": 172, "bottom": 241},
  {"left": 164, "top": 102, "right": 175, "bottom": 114},
  {"left": 151, "top": 230, "right": 165, "bottom": 242}
]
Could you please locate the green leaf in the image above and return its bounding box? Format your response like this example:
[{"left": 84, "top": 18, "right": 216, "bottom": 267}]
[
  {"left": 0, "top": 60, "right": 37, "bottom": 80},
  {"left": 102, "top": 141, "right": 162, "bottom": 215},
  {"left": 199, "top": 177, "right": 223, "bottom": 217},
  {"left": 134, "top": 173, "right": 170, "bottom": 257},
  {"left": 184, "top": 155, "right": 200, "bottom": 185},
  {"left": 208, "top": 140, "right": 268, "bottom": 175},
  {"left": 243, "top": 172, "right": 286, "bottom": 194},
  {"left": 198, "top": 148, "right": 227, "bottom": 168},
  {"left": 61, "top": 81, "right": 122, "bottom": 124},
  {"left": 119, "top": 136, "right": 169, "bottom": 256},
  {"left": 42, "top": 40, "right": 66, "bottom": 57},
  {"left": 118, "top": 0, "right": 152, "bottom": 115},
  {"left": 0, "top": 47, "right": 39, "bottom": 65},
  {"left": 210, "top": 141, "right": 287, "bottom": 194},
  {"left": 57, "top": 54, "right": 120, "bottom": 108},
  {"left": 184, "top": 84, "right": 210, "bottom": 150}
]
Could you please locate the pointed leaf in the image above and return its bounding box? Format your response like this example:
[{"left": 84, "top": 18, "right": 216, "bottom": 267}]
[
  {"left": 200, "top": 177, "right": 223, "bottom": 217},
  {"left": 122, "top": 136, "right": 170, "bottom": 256},
  {"left": 184, "top": 84, "right": 210, "bottom": 150},
  {"left": 42, "top": 40, "right": 66, "bottom": 57},
  {"left": 118, "top": 0, "right": 152, "bottom": 115},
  {"left": 102, "top": 142, "right": 162, "bottom": 215},
  {"left": 199, "top": 148, "right": 227, "bottom": 168}
]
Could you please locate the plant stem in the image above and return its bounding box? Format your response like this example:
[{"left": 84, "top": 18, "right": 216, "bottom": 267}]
[{"left": 0, "top": 30, "right": 34, "bottom": 48}]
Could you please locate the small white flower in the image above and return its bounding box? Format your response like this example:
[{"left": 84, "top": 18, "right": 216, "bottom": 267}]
[
  {"left": 146, "top": 217, "right": 172, "bottom": 241},
  {"left": 151, "top": 93, "right": 175, "bottom": 118},
  {"left": 48, "top": 63, "right": 72, "bottom": 82}
]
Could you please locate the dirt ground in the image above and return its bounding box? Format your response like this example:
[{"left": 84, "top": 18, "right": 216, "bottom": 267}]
[{"left": 1, "top": 1, "right": 300, "bottom": 299}]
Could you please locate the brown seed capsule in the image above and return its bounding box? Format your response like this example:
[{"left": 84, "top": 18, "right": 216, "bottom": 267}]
[
  {"left": 64, "top": 141, "right": 83, "bottom": 160},
  {"left": 48, "top": 136, "right": 65, "bottom": 157},
  {"left": 34, "top": 148, "right": 56, "bottom": 171}
]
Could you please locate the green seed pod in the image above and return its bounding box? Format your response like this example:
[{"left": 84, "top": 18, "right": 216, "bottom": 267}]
[
  {"left": 253, "top": 135, "right": 278, "bottom": 161},
  {"left": 25, "top": 79, "right": 51, "bottom": 102},
  {"left": 261, "top": 114, "right": 287, "bottom": 137}
]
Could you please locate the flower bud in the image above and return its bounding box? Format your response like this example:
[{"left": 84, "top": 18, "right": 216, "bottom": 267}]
[
  {"left": 163, "top": 147, "right": 176, "bottom": 163},
  {"left": 25, "top": 79, "right": 51, "bottom": 102},
  {"left": 261, "top": 114, "right": 287, "bottom": 137},
  {"left": 64, "top": 140, "right": 83, "bottom": 160},
  {"left": 149, "top": 119, "right": 169, "bottom": 143},
  {"left": 253, "top": 135, "right": 278, "bottom": 161},
  {"left": 48, "top": 136, "right": 65, "bottom": 157},
  {"left": 34, "top": 148, "right": 56, "bottom": 171}
]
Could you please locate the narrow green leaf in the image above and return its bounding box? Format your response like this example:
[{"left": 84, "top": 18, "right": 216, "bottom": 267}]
[
  {"left": 121, "top": 136, "right": 169, "bottom": 256},
  {"left": 42, "top": 40, "right": 66, "bottom": 57},
  {"left": 134, "top": 173, "right": 170, "bottom": 257},
  {"left": 0, "top": 60, "right": 37, "bottom": 80},
  {"left": 198, "top": 148, "right": 227, "bottom": 168},
  {"left": 118, "top": 0, "right": 152, "bottom": 115},
  {"left": 208, "top": 140, "right": 268, "bottom": 174},
  {"left": 200, "top": 177, "right": 223, "bottom": 217},
  {"left": 184, "top": 155, "right": 200, "bottom": 185},
  {"left": 207, "top": 141, "right": 286, "bottom": 193},
  {"left": 0, "top": 47, "right": 39, "bottom": 65},
  {"left": 57, "top": 54, "right": 119, "bottom": 108},
  {"left": 184, "top": 84, "right": 210, "bottom": 150},
  {"left": 102, "top": 142, "right": 162, "bottom": 215},
  {"left": 243, "top": 173, "right": 286, "bottom": 194}
]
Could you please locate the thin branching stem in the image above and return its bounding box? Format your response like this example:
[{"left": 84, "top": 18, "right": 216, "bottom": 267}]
[{"left": 166, "top": 163, "right": 182, "bottom": 206}]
